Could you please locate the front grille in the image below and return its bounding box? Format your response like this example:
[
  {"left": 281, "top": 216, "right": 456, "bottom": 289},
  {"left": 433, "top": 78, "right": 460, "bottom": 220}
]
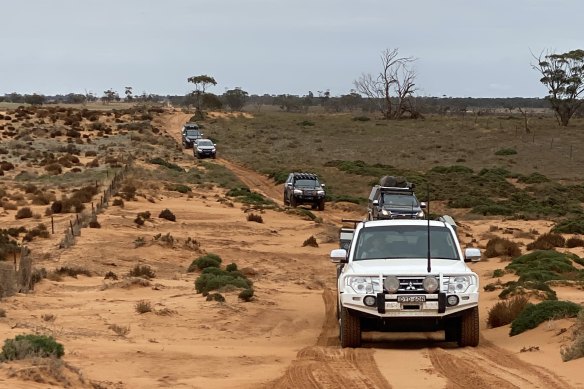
[{"left": 397, "top": 277, "right": 424, "bottom": 293}]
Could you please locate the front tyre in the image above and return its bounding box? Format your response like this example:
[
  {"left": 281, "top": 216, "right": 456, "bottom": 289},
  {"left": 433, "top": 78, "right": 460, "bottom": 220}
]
[
  {"left": 290, "top": 196, "right": 297, "bottom": 208},
  {"left": 340, "top": 307, "right": 361, "bottom": 348},
  {"left": 318, "top": 199, "right": 325, "bottom": 211},
  {"left": 458, "top": 307, "right": 479, "bottom": 347}
]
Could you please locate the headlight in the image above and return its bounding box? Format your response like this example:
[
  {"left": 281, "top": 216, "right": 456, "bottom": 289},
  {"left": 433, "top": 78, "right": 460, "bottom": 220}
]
[
  {"left": 416, "top": 210, "right": 425, "bottom": 218},
  {"left": 423, "top": 276, "right": 439, "bottom": 293},
  {"left": 447, "top": 276, "right": 473, "bottom": 293},
  {"left": 196, "top": 148, "right": 202, "bottom": 152},
  {"left": 293, "top": 189, "right": 303, "bottom": 195},
  {"left": 317, "top": 190, "right": 325, "bottom": 195},
  {"left": 381, "top": 209, "right": 390, "bottom": 216},
  {"left": 347, "top": 276, "right": 382, "bottom": 294}
]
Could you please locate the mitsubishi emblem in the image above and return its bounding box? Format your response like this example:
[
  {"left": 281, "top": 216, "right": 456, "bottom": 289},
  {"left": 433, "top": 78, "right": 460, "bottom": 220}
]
[{"left": 406, "top": 282, "right": 416, "bottom": 290}]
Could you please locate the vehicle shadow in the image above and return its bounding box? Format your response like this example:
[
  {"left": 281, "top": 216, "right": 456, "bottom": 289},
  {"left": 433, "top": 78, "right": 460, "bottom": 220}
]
[{"left": 361, "top": 332, "right": 459, "bottom": 350}]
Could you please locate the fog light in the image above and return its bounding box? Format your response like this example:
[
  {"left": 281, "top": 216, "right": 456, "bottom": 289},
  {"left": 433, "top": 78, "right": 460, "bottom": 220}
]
[
  {"left": 363, "top": 295, "right": 377, "bottom": 307},
  {"left": 446, "top": 295, "right": 459, "bottom": 306},
  {"left": 423, "top": 276, "right": 439, "bottom": 293},
  {"left": 384, "top": 276, "right": 400, "bottom": 293}
]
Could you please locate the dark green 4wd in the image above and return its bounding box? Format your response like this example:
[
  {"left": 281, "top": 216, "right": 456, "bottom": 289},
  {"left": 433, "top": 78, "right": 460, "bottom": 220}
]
[{"left": 283, "top": 172, "right": 326, "bottom": 211}]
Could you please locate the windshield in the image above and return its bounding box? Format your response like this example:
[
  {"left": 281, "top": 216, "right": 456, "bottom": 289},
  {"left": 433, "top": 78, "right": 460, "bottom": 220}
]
[
  {"left": 197, "top": 140, "right": 214, "bottom": 147},
  {"left": 185, "top": 129, "right": 200, "bottom": 136},
  {"left": 294, "top": 179, "right": 321, "bottom": 188},
  {"left": 353, "top": 225, "right": 459, "bottom": 260},
  {"left": 381, "top": 193, "right": 419, "bottom": 207}
]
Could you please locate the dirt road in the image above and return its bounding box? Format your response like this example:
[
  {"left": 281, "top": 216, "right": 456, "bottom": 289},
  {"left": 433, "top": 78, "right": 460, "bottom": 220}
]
[{"left": 161, "top": 112, "right": 576, "bottom": 389}]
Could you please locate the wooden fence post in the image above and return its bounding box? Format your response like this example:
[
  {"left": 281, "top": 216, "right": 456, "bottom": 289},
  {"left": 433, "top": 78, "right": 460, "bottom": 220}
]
[{"left": 51, "top": 216, "right": 54, "bottom": 234}]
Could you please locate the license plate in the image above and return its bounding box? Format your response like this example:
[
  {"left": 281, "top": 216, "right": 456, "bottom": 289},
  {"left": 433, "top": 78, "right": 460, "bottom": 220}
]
[{"left": 397, "top": 295, "right": 426, "bottom": 303}]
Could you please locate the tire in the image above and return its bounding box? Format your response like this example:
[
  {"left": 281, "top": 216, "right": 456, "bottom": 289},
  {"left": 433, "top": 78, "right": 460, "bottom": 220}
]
[
  {"left": 318, "top": 199, "right": 325, "bottom": 211},
  {"left": 340, "top": 307, "right": 361, "bottom": 348},
  {"left": 458, "top": 307, "right": 479, "bottom": 347},
  {"left": 290, "top": 196, "right": 297, "bottom": 208},
  {"left": 283, "top": 193, "right": 289, "bottom": 206}
]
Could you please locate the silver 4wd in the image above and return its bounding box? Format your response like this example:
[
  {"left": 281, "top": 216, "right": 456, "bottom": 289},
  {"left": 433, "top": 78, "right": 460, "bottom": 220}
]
[{"left": 331, "top": 219, "right": 481, "bottom": 348}]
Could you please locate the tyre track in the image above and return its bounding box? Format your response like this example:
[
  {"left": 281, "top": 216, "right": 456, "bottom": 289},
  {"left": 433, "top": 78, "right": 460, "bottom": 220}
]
[{"left": 427, "top": 337, "right": 572, "bottom": 388}]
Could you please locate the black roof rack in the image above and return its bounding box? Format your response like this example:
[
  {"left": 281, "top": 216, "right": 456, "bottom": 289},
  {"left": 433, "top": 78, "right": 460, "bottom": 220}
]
[{"left": 293, "top": 172, "right": 319, "bottom": 180}]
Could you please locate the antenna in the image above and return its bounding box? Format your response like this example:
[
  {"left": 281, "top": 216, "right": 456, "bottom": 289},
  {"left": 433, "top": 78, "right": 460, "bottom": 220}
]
[{"left": 427, "top": 182, "right": 431, "bottom": 273}]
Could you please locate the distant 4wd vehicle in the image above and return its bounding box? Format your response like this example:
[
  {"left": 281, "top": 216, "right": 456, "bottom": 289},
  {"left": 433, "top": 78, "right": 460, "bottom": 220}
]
[
  {"left": 181, "top": 123, "right": 203, "bottom": 148},
  {"left": 331, "top": 219, "right": 481, "bottom": 348},
  {"left": 368, "top": 176, "right": 425, "bottom": 220},
  {"left": 283, "top": 172, "right": 326, "bottom": 210},
  {"left": 193, "top": 139, "right": 217, "bottom": 159}
]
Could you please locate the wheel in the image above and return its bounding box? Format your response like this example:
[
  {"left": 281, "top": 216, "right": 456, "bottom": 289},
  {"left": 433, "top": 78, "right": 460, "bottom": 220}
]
[
  {"left": 311, "top": 203, "right": 317, "bottom": 210},
  {"left": 283, "top": 193, "right": 289, "bottom": 206},
  {"left": 340, "top": 307, "right": 361, "bottom": 348},
  {"left": 290, "top": 196, "right": 297, "bottom": 208},
  {"left": 318, "top": 199, "right": 325, "bottom": 211},
  {"left": 212, "top": 154, "right": 216, "bottom": 159},
  {"left": 458, "top": 307, "right": 479, "bottom": 347}
]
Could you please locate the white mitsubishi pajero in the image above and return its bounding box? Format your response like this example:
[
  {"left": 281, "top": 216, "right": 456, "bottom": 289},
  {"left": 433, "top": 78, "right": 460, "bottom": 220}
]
[{"left": 331, "top": 219, "right": 481, "bottom": 348}]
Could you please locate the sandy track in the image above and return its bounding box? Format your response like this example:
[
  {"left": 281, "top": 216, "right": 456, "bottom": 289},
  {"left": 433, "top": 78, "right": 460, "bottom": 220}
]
[{"left": 159, "top": 111, "right": 578, "bottom": 389}]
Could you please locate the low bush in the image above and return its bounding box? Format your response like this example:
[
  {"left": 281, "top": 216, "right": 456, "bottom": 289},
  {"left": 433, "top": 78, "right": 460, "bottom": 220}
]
[
  {"left": 138, "top": 211, "right": 151, "bottom": 220},
  {"left": 1, "top": 334, "right": 64, "bottom": 360},
  {"left": 302, "top": 236, "right": 318, "bottom": 247},
  {"left": 120, "top": 184, "right": 137, "bottom": 201},
  {"left": 104, "top": 271, "right": 118, "bottom": 280},
  {"left": 55, "top": 266, "right": 91, "bottom": 278},
  {"left": 194, "top": 268, "right": 252, "bottom": 295},
  {"left": 246, "top": 213, "right": 263, "bottom": 223},
  {"left": 112, "top": 198, "right": 124, "bottom": 207},
  {"left": 168, "top": 184, "right": 191, "bottom": 193},
  {"left": 187, "top": 253, "right": 222, "bottom": 272},
  {"left": 238, "top": 288, "right": 254, "bottom": 302},
  {"left": 128, "top": 264, "right": 156, "bottom": 279},
  {"left": 206, "top": 293, "right": 225, "bottom": 302},
  {"left": 495, "top": 148, "right": 517, "bottom": 156},
  {"left": 134, "top": 216, "right": 145, "bottom": 226},
  {"left": 561, "top": 311, "right": 584, "bottom": 361},
  {"left": 226, "top": 187, "right": 275, "bottom": 206},
  {"left": 506, "top": 250, "right": 580, "bottom": 283},
  {"left": 226, "top": 263, "right": 238, "bottom": 272},
  {"left": 135, "top": 300, "right": 152, "bottom": 314},
  {"left": 487, "top": 295, "right": 529, "bottom": 328},
  {"left": 159, "top": 208, "right": 176, "bottom": 221},
  {"left": 566, "top": 237, "right": 584, "bottom": 248},
  {"left": 485, "top": 237, "right": 521, "bottom": 258},
  {"left": 89, "top": 220, "right": 101, "bottom": 228},
  {"left": 15, "top": 207, "right": 33, "bottom": 219},
  {"left": 526, "top": 233, "right": 566, "bottom": 251},
  {"left": 510, "top": 300, "right": 581, "bottom": 336},
  {"left": 493, "top": 269, "right": 505, "bottom": 278},
  {"left": 108, "top": 324, "right": 130, "bottom": 336},
  {"left": 148, "top": 157, "right": 184, "bottom": 172},
  {"left": 552, "top": 219, "right": 584, "bottom": 234},
  {"left": 499, "top": 280, "right": 557, "bottom": 301}
]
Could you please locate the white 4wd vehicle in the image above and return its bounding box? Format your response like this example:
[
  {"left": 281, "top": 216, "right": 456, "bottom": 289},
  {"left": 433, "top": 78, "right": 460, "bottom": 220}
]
[{"left": 331, "top": 219, "right": 481, "bottom": 348}]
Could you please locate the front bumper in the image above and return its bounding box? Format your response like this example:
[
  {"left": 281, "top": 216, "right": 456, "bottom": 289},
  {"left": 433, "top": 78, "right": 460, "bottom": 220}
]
[{"left": 340, "top": 291, "right": 478, "bottom": 318}]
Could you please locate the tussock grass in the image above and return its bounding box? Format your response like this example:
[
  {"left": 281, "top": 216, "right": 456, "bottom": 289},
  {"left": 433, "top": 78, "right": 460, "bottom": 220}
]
[
  {"left": 510, "top": 300, "right": 581, "bottom": 336},
  {"left": 487, "top": 295, "right": 529, "bottom": 328}
]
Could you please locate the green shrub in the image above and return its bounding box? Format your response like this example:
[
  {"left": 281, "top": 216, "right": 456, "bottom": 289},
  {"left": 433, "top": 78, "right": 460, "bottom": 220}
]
[
  {"left": 1, "top": 334, "right": 64, "bottom": 360},
  {"left": 495, "top": 148, "right": 517, "bottom": 156},
  {"left": 128, "top": 265, "right": 156, "bottom": 279},
  {"left": 238, "top": 288, "right": 254, "bottom": 302},
  {"left": 517, "top": 172, "right": 549, "bottom": 184},
  {"left": 499, "top": 280, "right": 557, "bottom": 301},
  {"left": 352, "top": 116, "right": 371, "bottom": 122},
  {"left": 138, "top": 211, "right": 151, "bottom": 220},
  {"left": 112, "top": 198, "right": 124, "bottom": 207},
  {"left": 194, "top": 268, "right": 252, "bottom": 295},
  {"left": 485, "top": 237, "right": 521, "bottom": 258},
  {"left": 552, "top": 219, "right": 584, "bottom": 234},
  {"left": 187, "top": 253, "right": 222, "bottom": 272},
  {"left": 104, "top": 271, "right": 118, "bottom": 280},
  {"left": 226, "top": 187, "right": 275, "bottom": 206},
  {"left": 526, "top": 233, "right": 566, "bottom": 250},
  {"left": 148, "top": 157, "right": 184, "bottom": 172},
  {"left": 226, "top": 263, "right": 238, "bottom": 272},
  {"left": 134, "top": 216, "right": 145, "bottom": 226},
  {"left": 169, "top": 184, "right": 191, "bottom": 193},
  {"left": 510, "top": 300, "right": 581, "bottom": 336},
  {"left": 159, "top": 208, "right": 176, "bottom": 221},
  {"left": 493, "top": 269, "right": 505, "bottom": 278},
  {"left": 506, "top": 250, "right": 578, "bottom": 282},
  {"left": 487, "top": 295, "right": 529, "bottom": 328}
]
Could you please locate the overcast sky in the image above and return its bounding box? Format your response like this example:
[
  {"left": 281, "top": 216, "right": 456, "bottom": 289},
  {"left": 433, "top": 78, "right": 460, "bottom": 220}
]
[{"left": 1, "top": 0, "right": 582, "bottom": 98}]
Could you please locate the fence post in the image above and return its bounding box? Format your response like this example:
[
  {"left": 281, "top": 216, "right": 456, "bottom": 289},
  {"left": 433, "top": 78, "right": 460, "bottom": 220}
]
[
  {"left": 70, "top": 220, "right": 74, "bottom": 236},
  {"left": 51, "top": 216, "right": 54, "bottom": 234}
]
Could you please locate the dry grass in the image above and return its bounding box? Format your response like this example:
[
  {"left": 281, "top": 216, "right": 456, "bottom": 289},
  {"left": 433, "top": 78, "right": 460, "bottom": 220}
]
[
  {"left": 108, "top": 324, "right": 130, "bottom": 336},
  {"left": 135, "top": 300, "right": 152, "bottom": 314},
  {"left": 487, "top": 295, "right": 530, "bottom": 328}
]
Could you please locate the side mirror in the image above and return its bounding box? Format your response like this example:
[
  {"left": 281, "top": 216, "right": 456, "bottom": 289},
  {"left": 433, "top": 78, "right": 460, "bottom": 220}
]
[
  {"left": 372, "top": 199, "right": 379, "bottom": 206},
  {"left": 420, "top": 202, "right": 427, "bottom": 209},
  {"left": 286, "top": 183, "right": 293, "bottom": 187},
  {"left": 330, "top": 249, "right": 348, "bottom": 264},
  {"left": 464, "top": 248, "right": 481, "bottom": 262},
  {"left": 321, "top": 183, "right": 326, "bottom": 188}
]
